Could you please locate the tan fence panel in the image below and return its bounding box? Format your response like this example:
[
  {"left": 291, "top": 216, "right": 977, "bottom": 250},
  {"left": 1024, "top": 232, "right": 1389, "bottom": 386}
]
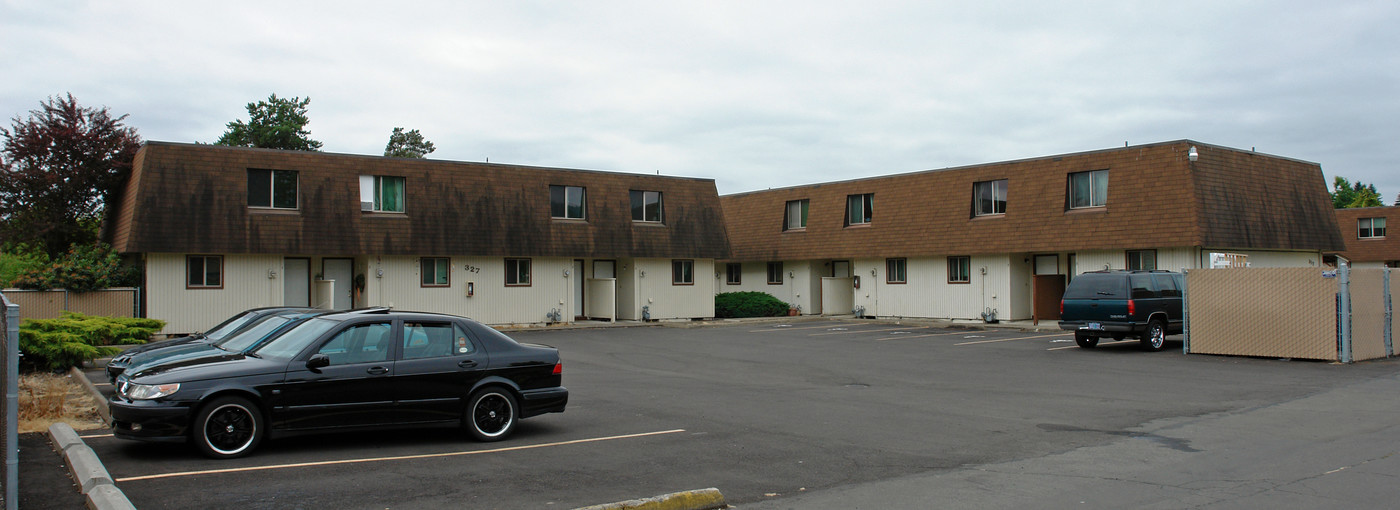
[
  {"left": 1188, "top": 268, "right": 1338, "bottom": 360},
  {"left": 0, "top": 289, "right": 137, "bottom": 322},
  {"left": 65, "top": 289, "right": 136, "bottom": 318},
  {"left": 1351, "top": 269, "right": 1388, "bottom": 361}
]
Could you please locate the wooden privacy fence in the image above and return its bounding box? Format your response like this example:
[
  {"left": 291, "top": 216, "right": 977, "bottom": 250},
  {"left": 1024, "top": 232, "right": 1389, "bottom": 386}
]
[
  {"left": 0, "top": 288, "right": 139, "bottom": 321},
  {"left": 1185, "top": 267, "right": 1394, "bottom": 362}
]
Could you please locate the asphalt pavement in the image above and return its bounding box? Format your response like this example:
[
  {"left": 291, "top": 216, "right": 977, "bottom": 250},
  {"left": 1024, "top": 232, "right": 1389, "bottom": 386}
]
[{"left": 24, "top": 317, "right": 1400, "bottom": 509}]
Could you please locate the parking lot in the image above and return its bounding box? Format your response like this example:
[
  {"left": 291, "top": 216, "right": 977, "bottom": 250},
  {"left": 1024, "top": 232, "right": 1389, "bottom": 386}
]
[{"left": 75, "top": 319, "right": 1400, "bottom": 508}]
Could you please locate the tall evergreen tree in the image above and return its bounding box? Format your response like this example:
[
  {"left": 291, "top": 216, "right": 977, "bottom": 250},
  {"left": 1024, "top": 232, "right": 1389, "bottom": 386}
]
[{"left": 215, "top": 94, "right": 322, "bottom": 151}]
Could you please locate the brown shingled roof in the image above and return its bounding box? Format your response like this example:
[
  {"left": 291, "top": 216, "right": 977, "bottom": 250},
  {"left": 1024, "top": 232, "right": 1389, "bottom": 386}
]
[
  {"left": 110, "top": 142, "right": 730, "bottom": 259},
  {"left": 721, "top": 140, "right": 1344, "bottom": 261},
  {"left": 1332, "top": 206, "right": 1399, "bottom": 263}
]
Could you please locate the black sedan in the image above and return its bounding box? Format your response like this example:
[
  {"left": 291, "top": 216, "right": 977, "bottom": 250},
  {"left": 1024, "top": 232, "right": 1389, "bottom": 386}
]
[
  {"left": 110, "top": 310, "right": 568, "bottom": 459},
  {"left": 106, "top": 307, "right": 312, "bottom": 383}
]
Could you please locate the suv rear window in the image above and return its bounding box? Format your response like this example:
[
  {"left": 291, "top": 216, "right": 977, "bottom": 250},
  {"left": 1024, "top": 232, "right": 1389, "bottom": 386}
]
[
  {"left": 1129, "top": 274, "right": 1156, "bottom": 299},
  {"left": 1063, "top": 274, "right": 1127, "bottom": 299}
]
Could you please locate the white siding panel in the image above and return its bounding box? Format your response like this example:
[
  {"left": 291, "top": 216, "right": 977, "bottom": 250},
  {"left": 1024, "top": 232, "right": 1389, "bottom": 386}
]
[
  {"left": 369, "top": 256, "right": 572, "bottom": 325},
  {"left": 146, "top": 253, "right": 283, "bottom": 335}
]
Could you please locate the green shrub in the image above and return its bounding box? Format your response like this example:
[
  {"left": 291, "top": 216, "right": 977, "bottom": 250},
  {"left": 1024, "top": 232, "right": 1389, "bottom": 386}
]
[
  {"left": 715, "top": 291, "right": 791, "bottom": 318},
  {"left": 18, "top": 312, "right": 165, "bottom": 371},
  {"left": 9, "top": 242, "right": 139, "bottom": 292},
  {"left": 0, "top": 250, "right": 49, "bottom": 288}
]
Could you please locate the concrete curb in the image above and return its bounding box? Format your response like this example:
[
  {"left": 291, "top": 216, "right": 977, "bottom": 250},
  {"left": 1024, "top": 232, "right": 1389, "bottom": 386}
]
[
  {"left": 47, "top": 422, "right": 135, "bottom": 510},
  {"left": 574, "top": 488, "right": 727, "bottom": 510},
  {"left": 70, "top": 365, "right": 111, "bottom": 426}
]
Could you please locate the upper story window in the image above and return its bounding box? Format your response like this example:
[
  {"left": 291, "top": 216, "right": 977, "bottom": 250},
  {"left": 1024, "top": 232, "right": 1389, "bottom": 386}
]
[
  {"left": 420, "top": 257, "right": 449, "bottom": 287},
  {"left": 1359, "top": 217, "right": 1387, "bottom": 238},
  {"left": 886, "top": 258, "right": 907, "bottom": 284},
  {"left": 549, "top": 185, "right": 586, "bottom": 220},
  {"left": 726, "top": 263, "right": 742, "bottom": 285},
  {"left": 846, "top": 193, "right": 873, "bottom": 226},
  {"left": 784, "top": 199, "right": 809, "bottom": 231},
  {"left": 1127, "top": 249, "right": 1157, "bottom": 270},
  {"left": 248, "top": 169, "right": 298, "bottom": 209},
  {"left": 1068, "top": 170, "right": 1108, "bottom": 209},
  {"left": 630, "top": 190, "right": 663, "bottom": 223},
  {"left": 187, "top": 255, "right": 223, "bottom": 289},
  {"left": 671, "top": 260, "right": 694, "bottom": 285},
  {"left": 974, "top": 179, "right": 1007, "bottom": 216},
  {"left": 360, "top": 175, "right": 405, "bottom": 212}
]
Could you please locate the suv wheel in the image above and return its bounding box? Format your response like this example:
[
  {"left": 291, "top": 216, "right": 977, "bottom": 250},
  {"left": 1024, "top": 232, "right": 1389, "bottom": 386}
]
[
  {"left": 1140, "top": 320, "right": 1166, "bottom": 351},
  {"left": 1075, "top": 331, "right": 1098, "bottom": 349}
]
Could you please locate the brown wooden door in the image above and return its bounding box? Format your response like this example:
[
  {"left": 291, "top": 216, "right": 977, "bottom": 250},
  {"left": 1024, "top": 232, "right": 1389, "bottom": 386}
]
[{"left": 1033, "top": 274, "right": 1067, "bottom": 323}]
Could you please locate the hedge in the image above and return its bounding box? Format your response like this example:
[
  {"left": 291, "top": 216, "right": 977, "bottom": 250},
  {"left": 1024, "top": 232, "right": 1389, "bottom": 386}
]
[
  {"left": 715, "top": 291, "right": 791, "bottom": 318},
  {"left": 18, "top": 312, "right": 165, "bottom": 371}
]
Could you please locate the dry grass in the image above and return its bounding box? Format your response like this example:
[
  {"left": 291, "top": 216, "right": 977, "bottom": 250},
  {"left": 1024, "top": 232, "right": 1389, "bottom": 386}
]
[{"left": 18, "top": 372, "right": 105, "bottom": 433}]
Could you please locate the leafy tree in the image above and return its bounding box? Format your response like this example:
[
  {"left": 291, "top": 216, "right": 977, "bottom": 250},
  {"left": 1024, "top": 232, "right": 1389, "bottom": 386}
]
[
  {"left": 214, "top": 94, "right": 322, "bottom": 151},
  {"left": 1331, "top": 176, "right": 1384, "bottom": 209},
  {"left": 384, "top": 127, "right": 436, "bottom": 158},
  {"left": 0, "top": 94, "right": 142, "bottom": 258}
]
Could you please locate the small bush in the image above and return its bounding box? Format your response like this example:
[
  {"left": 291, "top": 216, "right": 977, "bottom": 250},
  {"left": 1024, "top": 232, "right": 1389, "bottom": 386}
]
[
  {"left": 19, "top": 311, "right": 165, "bottom": 371},
  {"left": 9, "top": 242, "right": 139, "bottom": 292},
  {"left": 715, "top": 291, "right": 791, "bottom": 318}
]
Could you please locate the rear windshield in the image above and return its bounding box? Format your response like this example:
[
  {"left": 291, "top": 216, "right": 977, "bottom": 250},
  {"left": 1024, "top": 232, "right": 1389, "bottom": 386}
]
[{"left": 1063, "top": 274, "right": 1127, "bottom": 299}]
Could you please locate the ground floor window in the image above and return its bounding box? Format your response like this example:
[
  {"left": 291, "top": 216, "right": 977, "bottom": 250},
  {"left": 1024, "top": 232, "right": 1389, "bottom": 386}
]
[
  {"left": 886, "top": 258, "right": 907, "bottom": 284},
  {"left": 421, "top": 257, "right": 450, "bottom": 287},
  {"left": 506, "top": 258, "right": 532, "bottom": 286},
  {"left": 726, "top": 263, "right": 742, "bottom": 285},
  {"left": 1127, "top": 249, "right": 1157, "bottom": 270},
  {"left": 948, "top": 256, "right": 971, "bottom": 284},
  {"left": 187, "top": 255, "right": 222, "bottom": 288},
  {"left": 672, "top": 260, "right": 694, "bottom": 285},
  {"left": 767, "top": 262, "right": 784, "bottom": 284}
]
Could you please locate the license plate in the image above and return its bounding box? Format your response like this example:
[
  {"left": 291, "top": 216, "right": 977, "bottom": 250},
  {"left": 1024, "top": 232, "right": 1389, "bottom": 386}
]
[{"left": 1085, "top": 322, "right": 1102, "bottom": 330}]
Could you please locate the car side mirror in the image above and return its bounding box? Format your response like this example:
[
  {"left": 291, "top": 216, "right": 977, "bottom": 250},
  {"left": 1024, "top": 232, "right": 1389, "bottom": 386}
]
[{"left": 306, "top": 353, "right": 331, "bottom": 372}]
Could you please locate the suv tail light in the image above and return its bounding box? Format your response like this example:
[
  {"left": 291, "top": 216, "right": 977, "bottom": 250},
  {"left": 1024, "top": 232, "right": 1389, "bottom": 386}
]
[
  {"left": 1059, "top": 299, "right": 1064, "bottom": 316},
  {"left": 552, "top": 363, "right": 563, "bottom": 376},
  {"left": 1127, "top": 299, "right": 1136, "bottom": 316}
]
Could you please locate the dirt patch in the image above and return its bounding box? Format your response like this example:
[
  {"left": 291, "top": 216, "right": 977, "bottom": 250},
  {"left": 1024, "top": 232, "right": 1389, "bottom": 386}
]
[{"left": 18, "top": 372, "right": 105, "bottom": 433}]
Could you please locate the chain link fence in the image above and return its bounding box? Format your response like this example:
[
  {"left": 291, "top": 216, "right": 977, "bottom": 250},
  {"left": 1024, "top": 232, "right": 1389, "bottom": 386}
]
[{"left": 2, "top": 292, "right": 18, "bottom": 510}]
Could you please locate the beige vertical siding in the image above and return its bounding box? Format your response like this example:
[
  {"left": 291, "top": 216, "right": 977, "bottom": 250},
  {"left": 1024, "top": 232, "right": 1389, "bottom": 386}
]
[
  {"left": 369, "top": 256, "right": 572, "bottom": 325},
  {"left": 633, "top": 258, "right": 715, "bottom": 319},
  {"left": 147, "top": 253, "right": 284, "bottom": 334}
]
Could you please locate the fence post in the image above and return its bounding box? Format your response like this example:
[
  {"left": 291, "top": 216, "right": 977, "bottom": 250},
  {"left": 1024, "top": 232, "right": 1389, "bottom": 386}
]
[
  {"left": 1339, "top": 265, "right": 1353, "bottom": 363},
  {"left": 3, "top": 293, "right": 18, "bottom": 510},
  {"left": 1182, "top": 269, "right": 1191, "bottom": 354},
  {"left": 1385, "top": 267, "right": 1393, "bottom": 357}
]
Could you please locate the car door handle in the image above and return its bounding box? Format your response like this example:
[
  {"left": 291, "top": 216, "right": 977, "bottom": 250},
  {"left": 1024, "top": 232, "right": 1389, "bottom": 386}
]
[
  {"left": 366, "top": 366, "right": 389, "bottom": 375},
  {"left": 458, "top": 360, "right": 478, "bottom": 368}
]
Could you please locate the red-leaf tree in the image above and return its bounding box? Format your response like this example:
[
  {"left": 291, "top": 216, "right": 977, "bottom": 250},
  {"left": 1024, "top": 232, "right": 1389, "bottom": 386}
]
[{"left": 0, "top": 94, "right": 141, "bottom": 258}]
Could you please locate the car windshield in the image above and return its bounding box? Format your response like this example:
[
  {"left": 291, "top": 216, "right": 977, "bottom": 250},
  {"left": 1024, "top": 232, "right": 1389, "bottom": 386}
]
[
  {"left": 1063, "top": 274, "right": 1128, "bottom": 299},
  {"left": 213, "top": 315, "right": 295, "bottom": 352},
  {"left": 252, "top": 317, "right": 342, "bottom": 360},
  {"left": 201, "top": 310, "right": 261, "bottom": 342}
]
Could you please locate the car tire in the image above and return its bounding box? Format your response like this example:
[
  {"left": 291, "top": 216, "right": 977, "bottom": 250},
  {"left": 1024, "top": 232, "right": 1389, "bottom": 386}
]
[
  {"left": 1140, "top": 320, "right": 1166, "bottom": 351},
  {"left": 1075, "top": 332, "right": 1098, "bottom": 349},
  {"left": 466, "top": 387, "right": 518, "bottom": 442},
  {"left": 193, "top": 396, "right": 263, "bottom": 459}
]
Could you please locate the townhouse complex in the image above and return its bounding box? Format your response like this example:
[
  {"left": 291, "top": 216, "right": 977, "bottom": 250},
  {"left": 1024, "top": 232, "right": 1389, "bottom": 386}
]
[{"left": 105, "top": 140, "right": 1364, "bottom": 332}]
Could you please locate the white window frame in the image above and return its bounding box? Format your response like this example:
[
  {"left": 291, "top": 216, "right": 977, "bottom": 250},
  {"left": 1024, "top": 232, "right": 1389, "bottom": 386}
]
[
  {"left": 846, "top": 193, "right": 873, "bottom": 226},
  {"left": 785, "top": 199, "right": 809, "bottom": 231},
  {"left": 550, "top": 185, "right": 587, "bottom": 220},
  {"left": 1068, "top": 170, "right": 1108, "bottom": 209},
  {"left": 1359, "top": 217, "right": 1387, "bottom": 239},
  {"left": 630, "top": 190, "right": 664, "bottom": 223},
  {"left": 360, "top": 175, "right": 406, "bottom": 213},
  {"left": 974, "top": 179, "right": 1007, "bottom": 216}
]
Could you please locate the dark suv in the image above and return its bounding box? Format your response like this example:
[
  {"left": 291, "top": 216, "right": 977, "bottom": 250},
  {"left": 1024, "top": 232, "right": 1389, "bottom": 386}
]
[{"left": 1058, "top": 270, "right": 1185, "bottom": 350}]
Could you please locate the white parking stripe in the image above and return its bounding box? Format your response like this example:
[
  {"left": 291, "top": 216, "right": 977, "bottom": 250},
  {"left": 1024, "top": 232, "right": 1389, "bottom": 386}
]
[
  {"left": 80, "top": 433, "right": 114, "bottom": 439},
  {"left": 1048, "top": 339, "right": 1137, "bottom": 351},
  {"left": 954, "top": 333, "right": 1072, "bottom": 346},
  {"left": 810, "top": 326, "right": 931, "bottom": 336},
  {"left": 114, "top": 429, "right": 687, "bottom": 482}
]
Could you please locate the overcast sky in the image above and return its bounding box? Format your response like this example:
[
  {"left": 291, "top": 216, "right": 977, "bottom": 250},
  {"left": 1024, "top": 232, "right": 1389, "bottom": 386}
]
[{"left": 3, "top": 1, "right": 1397, "bottom": 200}]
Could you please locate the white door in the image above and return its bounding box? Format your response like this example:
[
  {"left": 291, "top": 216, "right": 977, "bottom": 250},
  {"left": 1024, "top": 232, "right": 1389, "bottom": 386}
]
[
  {"left": 284, "top": 258, "right": 310, "bottom": 306},
  {"left": 573, "top": 260, "right": 584, "bottom": 317},
  {"left": 323, "top": 258, "right": 354, "bottom": 310}
]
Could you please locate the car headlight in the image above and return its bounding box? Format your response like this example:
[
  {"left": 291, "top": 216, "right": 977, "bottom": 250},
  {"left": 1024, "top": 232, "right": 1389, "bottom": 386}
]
[{"left": 121, "top": 382, "right": 180, "bottom": 400}]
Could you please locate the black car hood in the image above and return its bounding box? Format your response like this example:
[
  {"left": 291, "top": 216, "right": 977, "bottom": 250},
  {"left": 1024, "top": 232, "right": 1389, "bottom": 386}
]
[
  {"left": 126, "top": 350, "right": 286, "bottom": 383},
  {"left": 121, "top": 334, "right": 204, "bottom": 356}
]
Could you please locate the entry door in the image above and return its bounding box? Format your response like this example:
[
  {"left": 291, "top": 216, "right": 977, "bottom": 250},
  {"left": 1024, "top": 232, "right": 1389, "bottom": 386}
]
[
  {"left": 573, "top": 260, "right": 585, "bottom": 317},
  {"left": 1032, "top": 254, "right": 1064, "bottom": 323},
  {"left": 323, "top": 258, "right": 354, "bottom": 310},
  {"left": 284, "top": 258, "right": 310, "bottom": 307},
  {"left": 832, "top": 261, "right": 851, "bottom": 277}
]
